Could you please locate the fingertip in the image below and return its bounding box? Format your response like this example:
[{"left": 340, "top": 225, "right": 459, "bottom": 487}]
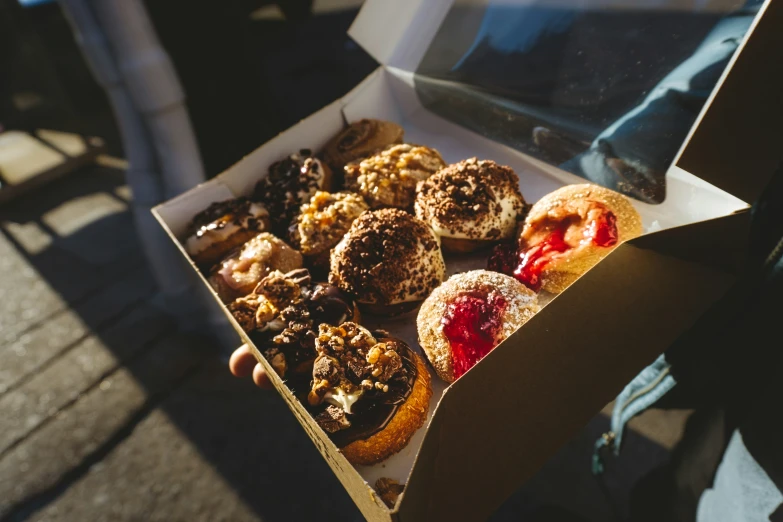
[
  {"left": 229, "top": 344, "right": 256, "bottom": 378},
  {"left": 252, "top": 363, "right": 273, "bottom": 389}
]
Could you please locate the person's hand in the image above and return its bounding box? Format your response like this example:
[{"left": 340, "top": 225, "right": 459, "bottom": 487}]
[{"left": 229, "top": 344, "right": 273, "bottom": 389}]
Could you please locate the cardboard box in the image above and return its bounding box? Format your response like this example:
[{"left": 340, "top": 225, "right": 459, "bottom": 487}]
[{"left": 153, "top": 1, "right": 783, "bottom": 520}]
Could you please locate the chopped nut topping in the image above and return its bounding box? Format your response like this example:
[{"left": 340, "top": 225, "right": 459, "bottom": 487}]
[
  {"left": 375, "top": 478, "right": 405, "bottom": 508},
  {"left": 314, "top": 405, "right": 351, "bottom": 433},
  {"left": 308, "top": 322, "right": 408, "bottom": 408},
  {"left": 344, "top": 144, "right": 446, "bottom": 210},
  {"left": 289, "top": 191, "right": 369, "bottom": 257}
]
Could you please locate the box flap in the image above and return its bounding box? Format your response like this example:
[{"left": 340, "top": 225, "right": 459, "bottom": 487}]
[
  {"left": 350, "top": 0, "right": 781, "bottom": 205},
  {"left": 398, "top": 210, "right": 751, "bottom": 521}
]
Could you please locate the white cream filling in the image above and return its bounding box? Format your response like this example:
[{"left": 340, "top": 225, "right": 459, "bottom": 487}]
[
  {"left": 385, "top": 235, "right": 445, "bottom": 305},
  {"left": 431, "top": 194, "right": 521, "bottom": 240},
  {"left": 325, "top": 387, "right": 363, "bottom": 414}
]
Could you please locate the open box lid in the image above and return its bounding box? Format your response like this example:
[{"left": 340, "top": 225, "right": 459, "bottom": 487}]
[{"left": 350, "top": 0, "right": 783, "bottom": 205}]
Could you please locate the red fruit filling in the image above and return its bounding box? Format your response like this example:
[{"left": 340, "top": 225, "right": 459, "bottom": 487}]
[
  {"left": 487, "top": 203, "right": 618, "bottom": 291},
  {"left": 441, "top": 291, "right": 508, "bottom": 380}
]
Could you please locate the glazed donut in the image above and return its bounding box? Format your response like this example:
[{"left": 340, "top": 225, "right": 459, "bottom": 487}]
[
  {"left": 288, "top": 191, "right": 369, "bottom": 272},
  {"left": 417, "top": 270, "right": 540, "bottom": 383},
  {"left": 329, "top": 209, "right": 446, "bottom": 316},
  {"left": 488, "top": 184, "right": 643, "bottom": 294},
  {"left": 208, "top": 232, "right": 302, "bottom": 302},
  {"left": 184, "top": 197, "right": 270, "bottom": 269},
  {"left": 321, "top": 119, "right": 404, "bottom": 171},
  {"left": 253, "top": 149, "right": 333, "bottom": 231},
  {"left": 344, "top": 143, "right": 446, "bottom": 210},
  {"left": 308, "top": 322, "right": 432, "bottom": 466},
  {"left": 228, "top": 268, "right": 360, "bottom": 395},
  {"left": 415, "top": 158, "right": 527, "bottom": 253}
]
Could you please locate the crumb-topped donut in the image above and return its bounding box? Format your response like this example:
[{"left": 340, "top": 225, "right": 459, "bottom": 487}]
[
  {"left": 415, "top": 158, "right": 527, "bottom": 253},
  {"left": 329, "top": 209, "right": 446, "bottom": 315},
  {"left": 184, "top": 197, "right": 270, "bottom": 268},
  {"left": 253, "top": 149, "right": 332, "bottom": 231},
  {"left": 307, "top": 322, "right": 432, "bottom": 465},
  {"left": 208, "top": 232, "right": 302, "bottom": 302},
  {"left": 321, "top": 119, "right": 404, "bottom": 171},
  {"left": 417, "top": 270, "right": 539, "bottom": 383},
  {"left": 488, "top": 184, "right": 643, "bottom": 294},
  {"left": 288, "top": 191, "right": 369, "bottom": 270},
  {"left": 344, "top": 144, "right": 446, "bottom": 210},
  {"left": 228, "top": 268, "right": 359, "bottom": 395}
]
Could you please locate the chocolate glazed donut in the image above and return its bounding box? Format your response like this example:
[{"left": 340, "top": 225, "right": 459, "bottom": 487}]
[{"left": 308, "top": 323, "right": 432, "bottom": 466}]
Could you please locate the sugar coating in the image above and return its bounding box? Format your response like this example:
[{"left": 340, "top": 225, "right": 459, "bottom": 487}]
[{"left": 417, "top": 270, "right": 540, "bottom": 382}]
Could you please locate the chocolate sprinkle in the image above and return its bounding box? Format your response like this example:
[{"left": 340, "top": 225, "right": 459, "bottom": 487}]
[{"left": 329, "top": 209, "right": 445, "bottom": 305}]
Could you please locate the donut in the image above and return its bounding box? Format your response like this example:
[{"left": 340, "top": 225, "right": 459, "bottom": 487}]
[
  {"left": 228, "top": 268, "right": 360, "bottom": 395},
  {"left": 417, "top": 270, "right": 540, "bottom": 383},
  {"left": 415, "top": 158, "right": 528, "bottom": 253},
  {"left": 253, "top": 149, "right": 333, "bottom": 231},
  {"left": 307, "top": 322, "right": 432, "bottom": 466},
  {"left": 488, "top": 184, "right": 643, "bottom": 294},
  {"left": 288, "top": 191, "right": 369, "bottom": 272},
  {"left": 184, "top": 197, "right": 270, "bottom": 269},
  {"left": 321, "top": 119, "right": 404, "bottom": 172},
  {"left": 344, "top": 144, "right": 446, "bottom": 210},
  {"left": 208, "top": 233, "right": 303, "bottom": 302},
  {"left": 329, "top": 209, "right": 446, "bottom": 315}
]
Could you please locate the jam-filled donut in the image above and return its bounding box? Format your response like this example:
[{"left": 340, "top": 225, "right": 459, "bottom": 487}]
[
  {"left": 329, "top": 209, "right": 446, "bottom": 315},
  {"left": 253, "top": 149, "right": 332, "bottom": 231},
  {"left": 228, "top": 268, "right": 359, "bottom": 392},
  {"left": 321, "top": 119, "right": 404, "bottom": 171},
  {"left": 488, "top": 184, "right": 643, "bottom": 294},
  {"left": 184, "top": 198, "right": 270, "bottom": 269},
  {"left": 344, "top": 144, "right": 446, "bottom": 210},
  {"left": 288, "top": 191, "right": 369, "bottom": 272},
  {"left": 208, "top": 233, "right": 302, "bottom": 302},
  {"left": 415, "top": 158, "right": 528, "bottom": 253},
  {"left": 307, "top": 322, "right": 432, "bottom": 465},
  {"left": 417, "top": 270, "right": 539, "bottom": 383}
]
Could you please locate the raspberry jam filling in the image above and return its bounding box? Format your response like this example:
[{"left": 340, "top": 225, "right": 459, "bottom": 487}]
[
  {"left": 441, "top": 291, "right": 508, "bottom": 380},
  {"left": 488, "top": 203, "right": 618, "bottom": 291}
]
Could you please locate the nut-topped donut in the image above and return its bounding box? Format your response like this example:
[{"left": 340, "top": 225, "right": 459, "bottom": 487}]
[
  {"left": 321, "top": 119, "right": 404, "bottom": 171},
  {"left": 307, "top": 322, "right": 432, "bottom": 465},
  {"left": 488, "top": 184, "right": 643, "bottom": 294},
  {"left": 208, "top": 232, "right": 303, "bottom": 302},
  {"left": 228, "top": 268, "right": 359, "bottom": 393},
  {"left": 288, "top": 191, "right": 369, "bottom": 271},
  {"left": 417, "top": 270, "right": 540, "bottom": 383},
  {"left": 415, "top": 158, "right": 528, "bottom": 253},
  {"left": 253, "top": 149, "right": 332, "bottom": 231},
  {"left": 344, "top": 144, "right": 446, "bottom": 210},
  {"left": 329, "top": 209, "right": 446, "bottom": 315},
  {"left": 184, "top": 197, "right": 270, "bottom": 269}
]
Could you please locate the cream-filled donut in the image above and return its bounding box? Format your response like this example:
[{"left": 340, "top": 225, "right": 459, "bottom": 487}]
[
  {"left": 329, "top": 209, "right": 446, "bottom": 315},
  {"left": 415, "top": 158, "right": 527, "bottom": 253}
]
